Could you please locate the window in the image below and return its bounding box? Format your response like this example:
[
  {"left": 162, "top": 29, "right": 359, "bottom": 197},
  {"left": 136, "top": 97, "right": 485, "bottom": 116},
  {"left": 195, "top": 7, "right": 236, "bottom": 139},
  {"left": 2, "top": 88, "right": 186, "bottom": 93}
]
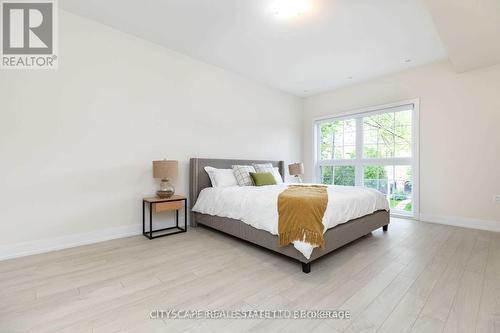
[{"left": 315, "top": 101, "right": 418, "bottom": 216}]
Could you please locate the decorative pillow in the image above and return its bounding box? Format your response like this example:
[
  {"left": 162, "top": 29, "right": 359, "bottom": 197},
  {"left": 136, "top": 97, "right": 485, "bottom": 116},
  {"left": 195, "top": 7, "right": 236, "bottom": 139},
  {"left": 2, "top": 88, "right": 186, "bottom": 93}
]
[
  {"left": 232, "top": 165, "right": 256, "bottom": 186},
  {"left": 253, "top": 163, "right": 283, "bottom": 184},
  {"left": 204, "top": 167, "right": 238, "bottom": 187},
  {"left": 250, "top": 172, "right": 277, "bottom": 186}
]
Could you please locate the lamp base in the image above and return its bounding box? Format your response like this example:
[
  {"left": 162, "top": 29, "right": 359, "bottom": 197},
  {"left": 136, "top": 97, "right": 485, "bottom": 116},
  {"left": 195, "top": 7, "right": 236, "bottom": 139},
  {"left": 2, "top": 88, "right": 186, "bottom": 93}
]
[
  {"left": 156, "top": 190, "right": 174, "bottom": 198},
  {"left": 157, "top": 179, "right": 175, "bottom": 198}
]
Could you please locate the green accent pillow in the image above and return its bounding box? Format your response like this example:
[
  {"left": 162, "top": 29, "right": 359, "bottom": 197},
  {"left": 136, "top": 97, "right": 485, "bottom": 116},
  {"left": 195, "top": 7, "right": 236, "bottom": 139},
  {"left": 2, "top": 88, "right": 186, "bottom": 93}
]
[{"left": 250, "top": 172, "right": 277, "bottom": 186}]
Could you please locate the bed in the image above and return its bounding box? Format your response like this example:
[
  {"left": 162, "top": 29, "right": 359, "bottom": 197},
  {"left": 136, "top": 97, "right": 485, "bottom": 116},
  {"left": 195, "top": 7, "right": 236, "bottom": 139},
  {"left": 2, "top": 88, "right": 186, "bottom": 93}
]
[{"left": 189, "top": 158, "right": 390, "bottom": 273}]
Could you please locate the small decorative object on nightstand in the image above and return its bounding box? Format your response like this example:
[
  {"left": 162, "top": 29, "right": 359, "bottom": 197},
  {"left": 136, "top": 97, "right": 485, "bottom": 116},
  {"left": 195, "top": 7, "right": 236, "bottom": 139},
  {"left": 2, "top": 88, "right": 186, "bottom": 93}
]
[
  {"left": 142, "top": 195, "right": 187, "bottom": 239},
  {"left": 153, "top": 160, "right": 178, "bottom": 198},
  {"left": 288, "top": 162, "right": 304, "bottom": 183}
]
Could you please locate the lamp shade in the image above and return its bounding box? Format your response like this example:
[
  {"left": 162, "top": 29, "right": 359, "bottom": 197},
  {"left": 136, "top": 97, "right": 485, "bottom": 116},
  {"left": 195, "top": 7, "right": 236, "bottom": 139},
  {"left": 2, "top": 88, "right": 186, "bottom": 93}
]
[
  {"left": 288, "top": 162, "right": 304, "bottom": 176},
  {"left": 153, "top": 160, "right": 178, "bottom": 180}
]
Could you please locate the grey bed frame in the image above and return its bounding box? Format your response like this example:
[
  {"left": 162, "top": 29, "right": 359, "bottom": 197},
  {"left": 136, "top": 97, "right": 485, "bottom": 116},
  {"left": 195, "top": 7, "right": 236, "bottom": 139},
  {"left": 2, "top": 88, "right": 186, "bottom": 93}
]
[{"left": 189, "top": 158, "right": 390, "bottom": 273}]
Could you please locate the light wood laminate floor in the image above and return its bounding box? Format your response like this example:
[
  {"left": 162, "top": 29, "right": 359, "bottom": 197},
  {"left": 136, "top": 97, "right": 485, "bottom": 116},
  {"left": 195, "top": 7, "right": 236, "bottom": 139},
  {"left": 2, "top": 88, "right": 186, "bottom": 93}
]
[{"left": 1, "top": 218, "right": 499, "bottom": 333}]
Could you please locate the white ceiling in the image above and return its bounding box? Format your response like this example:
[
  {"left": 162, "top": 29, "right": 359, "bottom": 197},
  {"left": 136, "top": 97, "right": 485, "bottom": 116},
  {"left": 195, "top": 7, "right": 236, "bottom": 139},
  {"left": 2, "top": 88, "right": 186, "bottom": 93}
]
[
  {"left": 61, "top": 0, "right": 448, "bottom": 96},
  {"left": 422, "top": 0, "right": 500, "bottom": 72}
]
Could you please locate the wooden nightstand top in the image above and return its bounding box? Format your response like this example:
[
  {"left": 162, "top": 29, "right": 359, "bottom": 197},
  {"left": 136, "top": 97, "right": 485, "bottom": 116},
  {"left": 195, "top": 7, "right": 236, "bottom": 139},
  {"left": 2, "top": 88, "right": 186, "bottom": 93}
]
[{"left": 143, "top": 195, "right": 186, "bottom": 203}]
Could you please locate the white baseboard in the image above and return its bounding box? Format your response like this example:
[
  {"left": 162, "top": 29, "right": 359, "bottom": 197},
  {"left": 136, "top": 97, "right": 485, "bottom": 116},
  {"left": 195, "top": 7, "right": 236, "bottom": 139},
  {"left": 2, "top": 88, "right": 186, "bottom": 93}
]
[
  {"left": 419, "top": 213, "right": 500, "bottom": 232},
  {"left": 0, "top": 224, "right": 143, "bottom": 261}
]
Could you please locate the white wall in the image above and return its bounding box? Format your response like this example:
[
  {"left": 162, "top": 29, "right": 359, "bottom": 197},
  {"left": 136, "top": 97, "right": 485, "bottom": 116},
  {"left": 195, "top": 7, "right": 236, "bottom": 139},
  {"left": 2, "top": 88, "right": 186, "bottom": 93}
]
[
  {"left": 303, "top": 60, "right": 500, "bottom": 230},
  {"left": 0, "top": 11, "right": 302, "bottom": 258}
]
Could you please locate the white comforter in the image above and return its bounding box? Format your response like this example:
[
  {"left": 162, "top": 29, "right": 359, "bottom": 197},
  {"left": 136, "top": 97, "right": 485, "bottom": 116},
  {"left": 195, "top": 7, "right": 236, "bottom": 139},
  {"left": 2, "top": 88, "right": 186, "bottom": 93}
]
[{"left": 192, "top": 184, "right": 389, "bottom": 259}]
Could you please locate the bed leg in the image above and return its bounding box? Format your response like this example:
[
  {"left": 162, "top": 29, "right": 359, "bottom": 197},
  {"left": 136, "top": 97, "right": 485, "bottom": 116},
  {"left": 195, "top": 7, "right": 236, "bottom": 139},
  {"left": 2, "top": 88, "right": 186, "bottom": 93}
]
[
  {"left": 301, "top": 262, "right": 311, "bottom": 274},
  {"left": 383, "top": 224, "right": 388, "bottom": 232}
]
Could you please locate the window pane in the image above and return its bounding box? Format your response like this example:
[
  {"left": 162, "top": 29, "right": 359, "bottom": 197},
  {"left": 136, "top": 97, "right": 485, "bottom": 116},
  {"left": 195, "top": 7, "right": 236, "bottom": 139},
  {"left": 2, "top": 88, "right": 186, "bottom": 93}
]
[
  {"left": 395, "top": 110, "right": 412, "bottom": 127},
  {"left": 364, "top": 144, "right": 378, "bottom": 158},
  {"left": 394, "top": 123, "right": 412, "bottom": 157},
  {"left": 344, "top": 145, "right": 356, "bottom": 159},
  {"left": 344, "top": 131, "right": 355, "bottom": 145},
  {"left": 320, "top": 166, "right": 333, "bottom": 184},
  {"left": 344, "top": 119, "right": 356, "bottom": 132},
  {"left": 320, "top": 165, "right": 356, "bottom": 186},
  {"left": 363, "top": 165, "right": 388, "bottom": 194},
  {"left": 364, "top": 129, "right": 378, "bottom": 144},
  {"left": 395, "top": 142, "right": 411, "bottom": 157},
  {"left": 320, "top": 123, "right": 334, "bottom": 160},
  {"left": 333, "top": 166, "right": 355, "bottom": 186},
  {"left": 363, "top": 109, "right": 412, "bottom": 159},
  {"left": 363, "top": 165, "right": 412, "bottom": 213},
  {"left": 363, "top": 114, "right": 392, "bottom": 158},
  {"left": 334, "top": 147, "right": 343, "bottom": 159},
  {"left": 334, "top": 131, "right": 343, "bottom": 145},
  {"left": 319, "top": 119, "right": 356, "bottom": 160},
  {"left": 378, "top": 128, "right": 395, "bottom": 158},
  {"left": 390, "top": 165, "right": 412, "bottom": 213}
]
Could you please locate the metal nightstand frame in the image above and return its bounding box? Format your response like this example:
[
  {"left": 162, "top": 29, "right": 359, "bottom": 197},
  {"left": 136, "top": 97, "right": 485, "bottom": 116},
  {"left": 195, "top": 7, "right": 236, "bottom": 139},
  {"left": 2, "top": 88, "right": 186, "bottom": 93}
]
[{"left": 142, "top": 197, "right": 187, "bottom": 239}]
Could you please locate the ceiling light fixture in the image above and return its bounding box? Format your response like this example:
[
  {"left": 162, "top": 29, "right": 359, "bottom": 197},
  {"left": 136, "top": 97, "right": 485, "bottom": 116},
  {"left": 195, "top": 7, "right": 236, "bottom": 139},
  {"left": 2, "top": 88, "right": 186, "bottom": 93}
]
[{"left": 271, "top": 0, "right": 310, "bottom": 19}]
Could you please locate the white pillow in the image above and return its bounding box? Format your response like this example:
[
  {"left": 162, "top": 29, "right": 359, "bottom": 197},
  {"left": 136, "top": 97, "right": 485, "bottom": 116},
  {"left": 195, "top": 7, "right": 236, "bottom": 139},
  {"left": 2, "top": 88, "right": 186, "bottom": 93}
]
[
  {"left": 204, "top": 166, "right": 217, "bottom": 186},
  {"left": 253, "top": 163, "right": 273, "bottom": 173},
  {"left": 232, "top": 165, "right": 256, "bottom": 186},
  {"left": 204, "top": 167, "right": 238, "bottom": 187},
  {"left": 272, "top": 167, "right": 284, "bottom": 184},
  {"left": 253, "top": 163, "right": 283, "bottom": 184}
]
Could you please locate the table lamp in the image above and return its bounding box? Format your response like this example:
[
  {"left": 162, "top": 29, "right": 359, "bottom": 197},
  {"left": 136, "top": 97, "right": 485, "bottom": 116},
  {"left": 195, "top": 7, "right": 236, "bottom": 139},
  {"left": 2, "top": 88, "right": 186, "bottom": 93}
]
[
  {"left": 153, "top": 160, "right": 178, "bottom": 198},
  {"left": 288, "top": 162, "right": 304, "bottom": 183}
]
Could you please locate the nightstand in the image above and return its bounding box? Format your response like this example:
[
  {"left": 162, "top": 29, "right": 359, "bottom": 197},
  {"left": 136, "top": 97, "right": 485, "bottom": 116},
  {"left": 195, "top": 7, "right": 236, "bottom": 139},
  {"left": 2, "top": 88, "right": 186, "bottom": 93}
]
[{"left": 142, "top": 195, "right": 187, "bottom": 239}]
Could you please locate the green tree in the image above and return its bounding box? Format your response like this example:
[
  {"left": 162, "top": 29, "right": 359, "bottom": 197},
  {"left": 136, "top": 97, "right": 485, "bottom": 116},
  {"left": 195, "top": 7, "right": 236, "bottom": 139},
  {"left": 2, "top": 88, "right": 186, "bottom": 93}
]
[
  {"left": 320, "top": 166, "right": 355, "bottom": 186},
  {"left": 334, "top": 166, "right": 355, "bottom": 186}
]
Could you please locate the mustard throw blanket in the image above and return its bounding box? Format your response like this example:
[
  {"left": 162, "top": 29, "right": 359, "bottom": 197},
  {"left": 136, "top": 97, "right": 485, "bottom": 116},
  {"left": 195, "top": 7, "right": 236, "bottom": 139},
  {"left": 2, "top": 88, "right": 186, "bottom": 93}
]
[{"left": 278, "top": 185, "right": 328, "bottom": 248}]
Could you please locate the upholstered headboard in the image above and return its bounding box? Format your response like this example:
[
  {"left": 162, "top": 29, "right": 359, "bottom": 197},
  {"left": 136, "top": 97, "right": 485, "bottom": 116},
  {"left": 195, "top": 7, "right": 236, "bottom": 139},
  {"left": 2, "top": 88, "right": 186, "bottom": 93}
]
[{"left": 189, "top": 158, "right": 285, "bottom": 226}]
